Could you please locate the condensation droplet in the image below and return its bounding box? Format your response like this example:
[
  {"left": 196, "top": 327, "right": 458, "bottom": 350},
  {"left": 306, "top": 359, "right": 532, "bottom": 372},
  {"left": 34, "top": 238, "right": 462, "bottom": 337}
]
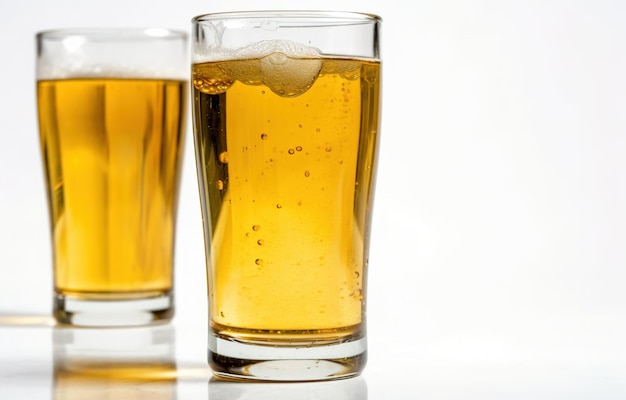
[
  {"left": 252, "top": 225, "right": 261, "bottom": 231},
  {"left": 257, "top": 239, "right": 264, "bottom": 245},
  {"left": 219, "top": 152, "right": 229, "bottom": 163},
  {"left": 261, "top": 133, "right": 268, "bottom": 140},
  {"left": 296, "top": 146, "right": 303, "bottom": 152},
  {"left": 276, "top": 204, "right": 283, "bottom": 209},
  {"left": 220, "top": 311, "right": 225, "bottom": 317},
  {"left": 316, "top": 128, "right": 321, "bottom": 133},
  {"left": 304, "top": 170, "right": 310, "bottom": 177},
  {"left": 298, "top": 124, "right": 303, "bottom": 128},
  {"left": 354, "top": 271, "right": 360, "bottom": 278},
  {"left": 325, "top": 146, "right": 332, "bottom": 152},
  {"left": 255, "top": 258, "right": 263, "bottom": 265},
  {"left": 288, "top": 149, "right": 295, "bottom": 155}
]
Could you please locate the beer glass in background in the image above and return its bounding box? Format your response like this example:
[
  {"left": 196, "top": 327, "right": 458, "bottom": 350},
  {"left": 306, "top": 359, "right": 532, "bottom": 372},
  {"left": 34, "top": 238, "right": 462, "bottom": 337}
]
[
  {"left": 36, "top": 29, "right": 187, "bottom": 327},
  {"left": 192, "top": 11, "right": 381, "bottom": 381}
]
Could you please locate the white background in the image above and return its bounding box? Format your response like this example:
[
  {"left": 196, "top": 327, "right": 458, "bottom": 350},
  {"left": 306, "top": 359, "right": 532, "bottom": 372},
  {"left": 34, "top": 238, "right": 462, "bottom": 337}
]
[{"left": 1, "top": 0, "right": 626, "bottom": 398}]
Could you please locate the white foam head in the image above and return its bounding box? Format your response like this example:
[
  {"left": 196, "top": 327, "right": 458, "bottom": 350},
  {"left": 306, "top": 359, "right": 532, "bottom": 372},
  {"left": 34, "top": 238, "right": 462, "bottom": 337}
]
[
  {"left": 194, "top": 39, "right": 321, "bottom": 62},
  {"left": 196, "top": 40, "right": 323, "bottom": 97},
  {"left": 37, "top": 29, "right": 188, "bottom": 81}
]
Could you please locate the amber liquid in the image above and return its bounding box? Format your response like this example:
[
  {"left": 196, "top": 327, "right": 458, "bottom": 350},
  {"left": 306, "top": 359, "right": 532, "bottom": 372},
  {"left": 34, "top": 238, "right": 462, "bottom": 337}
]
[
  {"left": 193, "top": 57, "right": 380, "bottom": 342},
  {"left": 38, "top": 78, "right": 186, "bottom": 298}
]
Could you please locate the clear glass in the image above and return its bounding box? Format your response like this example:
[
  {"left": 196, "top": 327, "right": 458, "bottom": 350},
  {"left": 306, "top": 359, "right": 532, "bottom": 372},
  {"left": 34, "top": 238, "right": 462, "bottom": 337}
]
[
  {"left": 191, "top": 11, "right": 382, "bottom": 381},
  {"left": 36, "top": 29, "right": 188, "bottom": 327}
]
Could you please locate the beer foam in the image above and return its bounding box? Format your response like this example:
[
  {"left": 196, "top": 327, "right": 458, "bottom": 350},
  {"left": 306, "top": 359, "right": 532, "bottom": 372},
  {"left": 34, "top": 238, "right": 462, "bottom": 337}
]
[
  {"left": 259, "top": 51, "right": 322, "bottom": 97},
  {"left": 200, "top": 40, "right": 323, "bottom": 97},
  {"left": 235, "top": 39, "right": 321, "bottom": 61},
  {"left": 195, "top": 39, "right": 321, "bottom": 62},
  {"left": 37, "top": 63, "right": 187, "bottom": 81}
]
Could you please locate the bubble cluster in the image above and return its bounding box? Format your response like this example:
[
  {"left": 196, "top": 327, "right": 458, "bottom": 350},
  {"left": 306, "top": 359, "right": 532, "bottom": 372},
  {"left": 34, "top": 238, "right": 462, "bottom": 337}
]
[
  {"left": 193, "top": 64, "right": 233, "bottom": 94},
  {"left": 196, "top": 40, "right": 323, "bottom": 98},
  {"left": 260, "top": 52, "right": 322, "bottom": 97}
]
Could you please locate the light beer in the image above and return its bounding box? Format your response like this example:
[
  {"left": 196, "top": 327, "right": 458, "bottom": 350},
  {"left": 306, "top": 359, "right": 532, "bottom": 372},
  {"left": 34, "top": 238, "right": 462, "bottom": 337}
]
[
  {"left": 38, "top": 78, "right": 185, "bottom": 301},
  {"left": 192, "top": 54, "right": 380, "bottom": 344}
]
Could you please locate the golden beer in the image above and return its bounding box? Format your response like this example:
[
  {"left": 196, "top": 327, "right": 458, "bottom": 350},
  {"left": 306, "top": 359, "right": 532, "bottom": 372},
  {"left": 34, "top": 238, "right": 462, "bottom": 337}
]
[
  {"left": 192, "top": 57, "right": 380, "bottom": 344},
  {"left": 38, "top": 79, "right": 185, "bottom": 305}
]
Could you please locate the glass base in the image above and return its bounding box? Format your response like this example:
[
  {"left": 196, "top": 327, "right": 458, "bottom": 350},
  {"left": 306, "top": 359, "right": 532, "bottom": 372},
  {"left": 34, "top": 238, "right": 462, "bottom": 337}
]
[
  {"left": 208, "top": 333, "right": 367, "bottom": 382},
  {"left": 53, "top": 292, "right": 174, "bottom": 327}
]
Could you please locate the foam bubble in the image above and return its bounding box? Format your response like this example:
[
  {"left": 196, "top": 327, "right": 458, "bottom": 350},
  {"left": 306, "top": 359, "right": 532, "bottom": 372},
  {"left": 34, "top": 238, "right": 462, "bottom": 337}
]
[
  {"left": 196, "top": 40, "right": 323, "bottom": 97},
  {"left": 37, "top": 63, "right": 186, "bottom": 81},
  {"left": 260, "top": 52, "right": 322, "bottom": 97},
  {"left": 242, "top": 41, "right": 322, "bottom": 97},
  {"left": 235, "top": 40, "right": 320, "bottom": 60}
]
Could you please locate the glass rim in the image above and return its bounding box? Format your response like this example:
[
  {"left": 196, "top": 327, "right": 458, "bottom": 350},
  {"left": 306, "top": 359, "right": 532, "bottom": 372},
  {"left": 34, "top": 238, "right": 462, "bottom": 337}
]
[
  {"left": 36, "top": 27, "right": 188, "bottom": 41},
  {"left": 192, "top": 10, "right": 381, "bottom": 25}
]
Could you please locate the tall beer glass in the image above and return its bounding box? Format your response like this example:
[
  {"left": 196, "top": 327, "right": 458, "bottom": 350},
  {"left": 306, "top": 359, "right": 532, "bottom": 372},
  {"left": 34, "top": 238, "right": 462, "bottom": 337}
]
[
  {"left": 37, "top": 29, "right": 187, "bottom": 327},
  {"left": 192, "top": 11, "right": 382, "bottom": 381}
]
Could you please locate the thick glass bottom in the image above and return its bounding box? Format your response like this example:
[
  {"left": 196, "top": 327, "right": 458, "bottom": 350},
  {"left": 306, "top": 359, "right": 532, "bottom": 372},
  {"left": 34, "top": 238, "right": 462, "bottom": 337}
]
[
  {"left": 208, "top": 332, "right": 367, "bottom": 382},
  {"left": 53, "top": 291, "right": 174, "bottom": 327}
]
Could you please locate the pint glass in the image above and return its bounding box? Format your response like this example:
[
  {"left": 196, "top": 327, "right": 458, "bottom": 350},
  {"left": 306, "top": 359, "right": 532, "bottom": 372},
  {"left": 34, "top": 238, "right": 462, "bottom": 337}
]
[
  {"left": 37, "top": 29, "right": 187, "bottom": 326},
  {"left": 192, "top": 11, "right": 382, "bottom": 381}
]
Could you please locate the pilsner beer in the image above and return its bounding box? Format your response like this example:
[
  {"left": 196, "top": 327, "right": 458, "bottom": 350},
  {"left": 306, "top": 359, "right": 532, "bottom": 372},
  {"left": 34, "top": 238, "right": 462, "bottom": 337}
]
[
  {"left": 193, "top": 55, "right": 380, "bottom": 343},
  {"left": 38, "top": 78, "right": 186, "bottom": 300}
]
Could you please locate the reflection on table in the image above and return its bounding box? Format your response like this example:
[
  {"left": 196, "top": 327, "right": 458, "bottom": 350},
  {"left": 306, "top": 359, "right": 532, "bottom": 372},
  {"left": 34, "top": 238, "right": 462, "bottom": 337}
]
[
  {"left": 52, "top": 325, "right": 177, "bottom": 399},
  {"left": 208, "top": 376, "right": 368, "bottom": 400}
]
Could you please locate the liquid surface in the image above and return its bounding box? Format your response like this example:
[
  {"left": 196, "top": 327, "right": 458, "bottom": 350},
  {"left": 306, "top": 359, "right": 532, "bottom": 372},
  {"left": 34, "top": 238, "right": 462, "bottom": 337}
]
[
  {"left": 193, "top": 55, "right": 380, "bottom": 338},
  {"left": 38, "top": 78, "right": 186, "bottom": 296}
]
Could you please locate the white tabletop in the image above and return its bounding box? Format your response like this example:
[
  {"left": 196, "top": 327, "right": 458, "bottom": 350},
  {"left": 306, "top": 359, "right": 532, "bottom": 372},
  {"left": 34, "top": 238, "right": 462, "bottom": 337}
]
[{"left": 1, "top": 309, "right": 625, "bottom": 399}]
